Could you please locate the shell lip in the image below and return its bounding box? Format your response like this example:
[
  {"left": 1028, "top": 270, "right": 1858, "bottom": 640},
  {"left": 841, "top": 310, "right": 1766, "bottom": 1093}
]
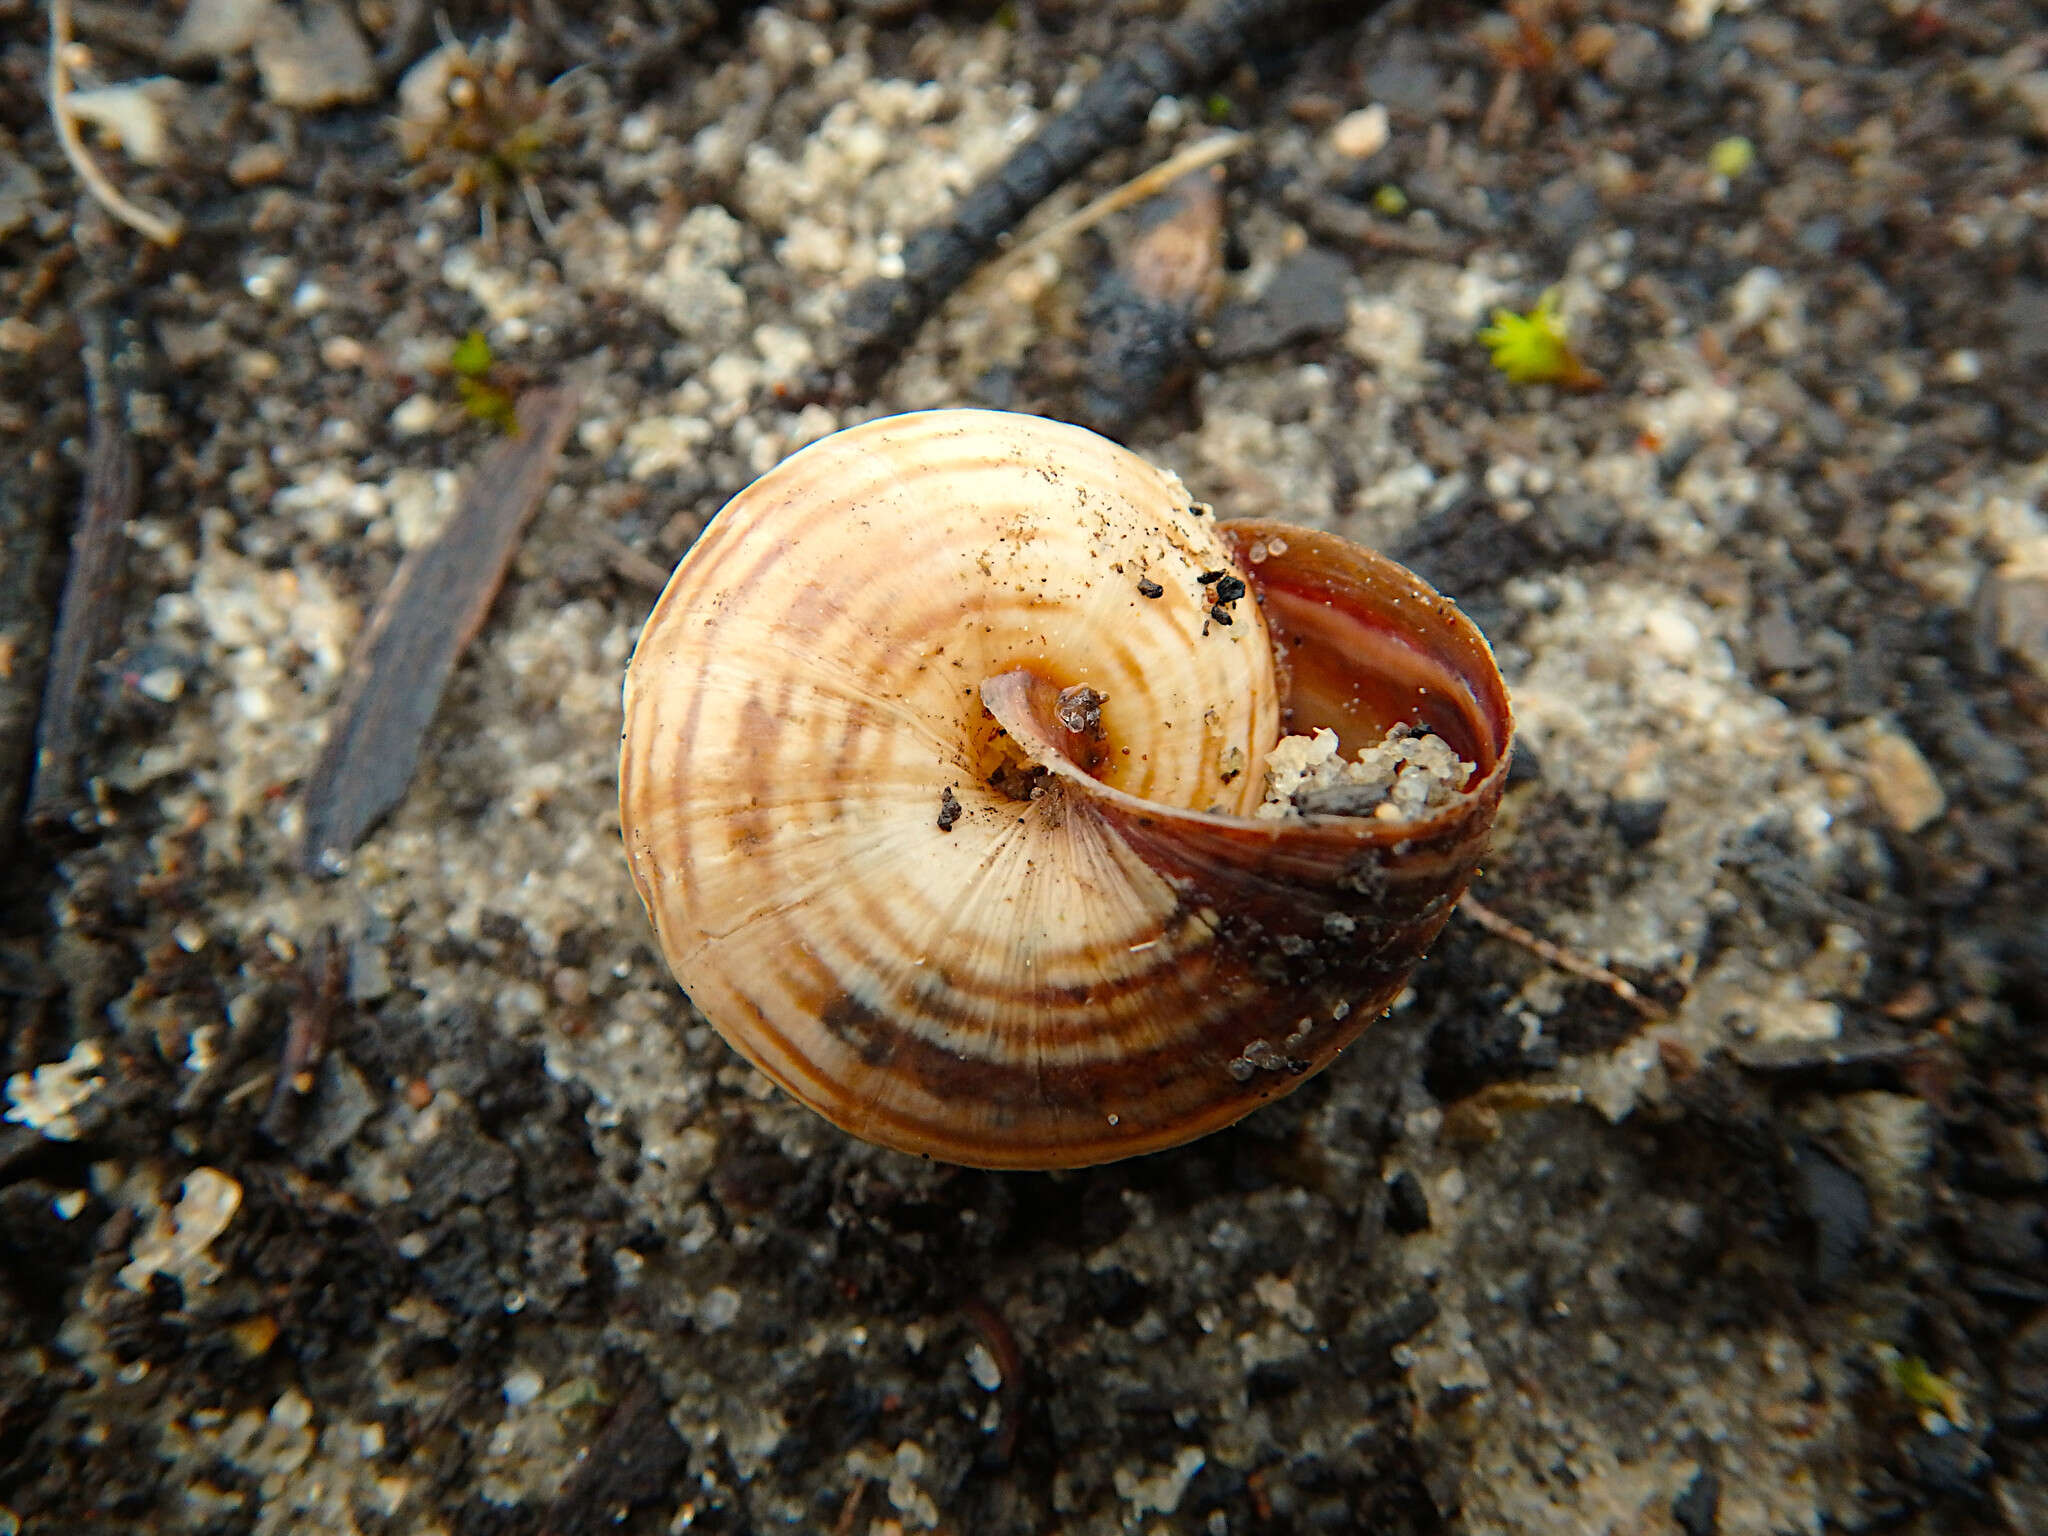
[{"left": 982, "top": 668, "right": 1504, "bottom": 854}]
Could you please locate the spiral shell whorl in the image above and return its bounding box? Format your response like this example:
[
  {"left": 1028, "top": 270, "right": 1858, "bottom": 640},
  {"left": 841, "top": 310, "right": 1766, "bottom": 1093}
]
[{"left": 620, "top": 411, "right": 1511, "bottom": 1168}]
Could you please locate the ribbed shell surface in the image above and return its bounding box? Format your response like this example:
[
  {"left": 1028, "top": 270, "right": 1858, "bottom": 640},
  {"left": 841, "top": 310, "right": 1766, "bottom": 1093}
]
[{"left": 620, "top": 410, "right": 1513, "bottom": 1168}]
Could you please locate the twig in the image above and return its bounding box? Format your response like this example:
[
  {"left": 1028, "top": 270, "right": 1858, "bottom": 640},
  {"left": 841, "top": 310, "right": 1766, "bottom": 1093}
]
[
  {"left": 838, "top": 0, "right": 1352, "bottom": 384},
  {"left": 961, "top": 1297, "right": 1025, "bottom": 1467},
  {"left": 298, "top": 387, "right": 578, "bottom": 874},
  {"left": 594, "top": 531, "right": 673, "bottom": 593},
  {"left": 26, "top": 307, "right": 136, "bottom": 838},
  {"left": 46, "top": 0, "right": 182, "bottom": 246},
  {"left": 1457, "top": 893, "right": 1661, "bottom": 1018},
  {"left": 993, "top": 132, "right": 1247, "bottom": 280},
  {"left": 830, "top": 1477, "right": 868, "bottom": 1536},
  {"left": 259, "top": 927, "right": 344, "bottom": 1142},
  {"left": 1274, "top": 180, "right": 1472, "bottom": 260},
  {"left": 518, "top": 175, "right": 558, "bottom": 246},
  {"left": 1442, "top": 1078, "right": 1587, "bottom": 1145}
]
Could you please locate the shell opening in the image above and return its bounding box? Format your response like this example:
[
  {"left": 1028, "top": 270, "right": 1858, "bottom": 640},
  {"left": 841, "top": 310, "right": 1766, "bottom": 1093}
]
[{"left": 1223, "top": 519, "right": 1512, "bottom": 788}]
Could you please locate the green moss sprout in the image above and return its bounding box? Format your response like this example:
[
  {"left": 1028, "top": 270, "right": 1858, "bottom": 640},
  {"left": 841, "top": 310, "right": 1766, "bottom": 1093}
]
[{"left": 1477, "top": 287, "right": 1601, "bottom": 391}]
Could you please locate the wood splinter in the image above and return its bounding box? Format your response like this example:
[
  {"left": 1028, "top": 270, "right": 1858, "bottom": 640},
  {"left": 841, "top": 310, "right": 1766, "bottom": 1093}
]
[
  {"left": 46, "top": 0, "right": 183, "bottom": 246},
  {"left": 1457, "top": 892, "right": 1663, "bottom": 1019}
]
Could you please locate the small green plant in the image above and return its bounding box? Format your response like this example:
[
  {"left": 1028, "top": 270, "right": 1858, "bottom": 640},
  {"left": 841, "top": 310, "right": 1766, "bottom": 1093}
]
[
  {"left": 1881, "top": 1350, "right": 1965, "bottom": 1426},
  {"left": 1477, "top": 287, "right": 1600, "bottom": 391},
  {"left": 398, "top": 31, "right": 563, "bottom": 243},
  {"left": 450, "top": 330, "right": 519, "bottom": 433}
]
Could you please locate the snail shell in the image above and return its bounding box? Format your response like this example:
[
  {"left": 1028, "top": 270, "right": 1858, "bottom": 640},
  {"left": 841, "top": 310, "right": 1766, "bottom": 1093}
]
[{"left": 620, "top": 410, "right": 1511, "bottom": 1169}]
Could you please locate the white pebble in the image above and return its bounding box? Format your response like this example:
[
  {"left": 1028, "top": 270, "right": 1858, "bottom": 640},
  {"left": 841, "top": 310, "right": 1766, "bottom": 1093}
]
[
  {"left": 502, "top": 1367, "right": 544, "bottom": 1406},
  {"left": 698, "top": 1286, "right": 741, "bottom": 1330},
  {"left": 966, "top": 1340, "right": 1003, "bottom": 1391},
  {"left": 389, "top": 394, "right": 440, "bottom": 437},
  {"left": 1330, "top": 104, "right": 1390, "bottom": 160}
]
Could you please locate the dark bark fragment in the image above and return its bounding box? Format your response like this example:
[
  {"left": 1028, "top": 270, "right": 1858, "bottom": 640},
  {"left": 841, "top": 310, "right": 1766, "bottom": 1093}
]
[
  {"left": 298, "top": 388, "right": 578, "bottom": 874},
  {"left": 26, "top": 309, "right": 137, "bottom": 842},
  {"left": 539, "top": 1368, "right": 687, "bottom": 1535}
]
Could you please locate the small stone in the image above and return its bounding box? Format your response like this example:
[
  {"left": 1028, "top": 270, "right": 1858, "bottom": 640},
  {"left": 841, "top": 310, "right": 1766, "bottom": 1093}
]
[
  {"left": 1363, "top": 36, "right": 1441, "bottom": 119},
  {"left": 271, "top": 1387, "right": 313, "bottom": 1432},
  {"left": 319, "top": 335, "right": 365, "bottom": 370},
  {"left": 118, "top": 1167, "right": 243, "bottom": 1291},
  {"left": 389, "top": 394, "right": 441, "bottom": 437},
  {"left": 295, "top": 1053, "right": 377, "bottom": 1165},
  {"left": 0, "top": 157, "right": 43, "bottom": 241},
  {"left": 3, "top": 1042, "right": 105, "bottom": 1141},
  {"left": 1384, "top": 1169, "right": 1430, "bottom": 1234},
  {"left": 1672, "top": 1467, "right": 1720, "bottom": 1536},
  {"left": 1533, "top": 175, "right": 1599, "bottom": 245},
  {"left": 697, "top": 1286, "right": 741, "bottom": 1330},
  {"left": 2000, "top": 283, "right": 2048, "bottom": 365},
  {"left": 64, "top": 80, "right": 185, "bottom": 168},
  {"left": 229, "top": 1314, "right": 279, "bottom": 1358},
  {"left": 1939, "top": 349, "right": 1982, "bottom": 383},
  {"left": 235, "top": 349, "right": 281, "bottom": 385},
  {"left": 1792, "top": 1142, "right": 1870, "bottom": 1289},
  {"left": 1669, "top": 0, "right": 1723, "bottom": 42},
  {"left": 1994, "top": 571, "right": 2048, "bottom": 680},
  {"left": 348, "top": 943, "right": 392, "bottom": 1003},
  {"left": 168, "top": 0, "right": 274, "bottom": 62},
  {"left": 2003, "top": 1309, "right": 2048, "bottom": 1414},
  {"left": 1209, "top": 246, "right": 1352, "bottom": 362},
  {"left": 965, "top": 1340, "right": 1003, "bottom": 1391},
  {"left": 137, "top": 666, "right": 186, "bottom": 703},
  {"left": 1329, "top": 105, "right": 1389, "bottom": 160},
  {"left": 1852, "top": 719, "right": 1946, "bottom": 834},
  {"left": 1607, "top": 795, "right": 1667, "bottom": 849},
  {"left": 502, "top": 1366, "right": 544, "bottom": 1406},
  {"left": 2010, "top": 73, "right": 2048, "bottom": 139},
  {"left": 253, "top": 0, "right": 376, "bottom": 110},
  {"left": 1751, "top": 595, "right": 1806, "bottom": 672},
  {"left": 1754, "top": 996, "right": 1842, "bottom": 1045},
  {"left": 1601, "top": 24, "right": 1668, "bottom": 91}
]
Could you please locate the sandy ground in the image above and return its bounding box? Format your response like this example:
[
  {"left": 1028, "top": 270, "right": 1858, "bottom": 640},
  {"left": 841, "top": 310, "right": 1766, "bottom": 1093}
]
[{"left": 2, "top": 1, "right": 2046, "bottom": 1532}]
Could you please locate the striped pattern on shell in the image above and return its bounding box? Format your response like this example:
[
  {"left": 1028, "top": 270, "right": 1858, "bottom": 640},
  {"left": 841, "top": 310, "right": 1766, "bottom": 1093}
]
[{"left": 619, "top": 410, "right": 1511, "bottom": 1169}]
